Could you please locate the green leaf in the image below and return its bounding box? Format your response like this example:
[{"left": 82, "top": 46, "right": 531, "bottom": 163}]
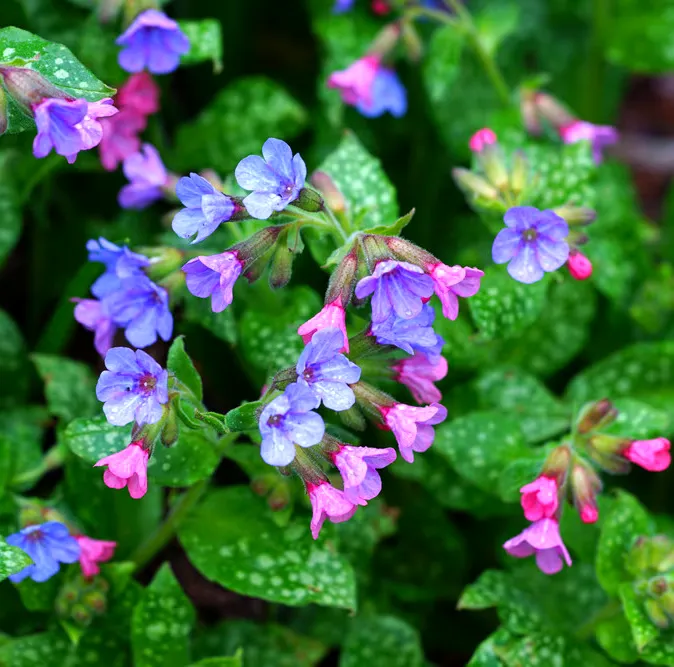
[
  {"left": 0, "top": 27, "right": 115, "bottom": 134},
  {"left": 0, "top": 536, "right": 32, "bottom": 583},
  {"left": 339, "top": 616, "right": 423, "bottom": 667},
  {"left": 434, "top": 411, "right": 529, "bottom": 494},
  {"left": 0, "top": 309, "right": 30, "bottom": 409},
  {"left": 596, "top": 491, "right": 653, "bottom": 594},
  {"left": 173, "top": 77, "right": 306, "bottom": 173},
  {"left": 168, "top": 336, "right": 203, "bottom": 402},
  {"left": 365, "top": 209, "right": 415, "bottom": 237},
  {"left": 0, "top": 632, "right": 71, "bottom": 667},
  {"left": 601, "top": 399, "right": 671, "bottom": 439},
  {"left": 15, "top": 572, "right": 61, "bottom": 611},
  {"left": 619, "top": 582, "right": 660, "bottom": 651},
  {"left": 495, "top": 633, "right": 566, "bottom": 667},
  {"left": 475, "top": 2, "right": 521, "bottom": 58},
  {"left": 566, "top": 341, "right": 674, "bottom": 418},
  {"left": 458, "top": 570, "right": 508, "bottom": 610},
  {"left": 0, "top": 153, "right": 21, "bottom": 270},
  {"left": 32, "top": 354, "right": 98, "bottom": 423},
  {"left": 184, "top": 296, "right": 237, "bottom": 345},
  {"left": 225, "top": 401, "right": 261, "bottom": 432},
  {"left": 595, "top": 615, "right": 640, "bottom": 663},
  {"left": 189, "top": 655, "right": 243, "bottom": 667},
  {"left": 467, "top": 628, "right": 514, "bottom": 667},
  {"left": 178, "top": 486, "right": 356, "bottom": 610},
  {"left": 0, "top": 406, "right": 47, "bottom": 488},
  {"left": 64, "top": 416, "right": 129, "bottom": 463},
  {"left": 131, "top": 564, "right": 196, "bottom": 667},
  {"left": 178, "top": 19, "right": 223, "bottom": 72},
  {"left": 498, "top": 453, "right": 549, "bottom": 503},
  {"left": 468, "top": 268, "right": 548, "bottom": 341}
]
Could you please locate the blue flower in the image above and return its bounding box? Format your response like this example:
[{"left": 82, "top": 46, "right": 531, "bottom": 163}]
[
  {"left": 87, "top": 237, "right": 149, "bottom": 299},
  {"left": 235, "top": 138, "right": 307, "bottom": 220},
  {"left": 173, "top": 173, "right": 238, "bottom": 243},
  {"left": 356, "top": 68, "right": 407, "bottom": 118},
  {"left": 355, "top": 260, "right": 434, "bottom": 323},
  {"left": 6, "top": 522, "right": 80, "bottom": 583},
  {"left": 296, "top": 328, "right": 361, "bottom": 411},
  {"left": 333, "top": 0, "right": 355, "bottom": 11},
  {"left": 492, "top": 206, "right": 569, "bottom": 284},
  {"left": 116, "top": 9, "right": 190, "bottom": 75},
  {"left": 372, "top": 304, "right": 444, "bottom": 359},
  {"left": 96, "top": 347, "right": 169, "bottom": 426},
  {"left": 258, "top": 383, "right": 325, "bottom": 467}
]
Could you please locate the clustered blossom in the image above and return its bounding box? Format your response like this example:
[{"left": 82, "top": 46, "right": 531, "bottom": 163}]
[
  {"left": 331, "top": 445, "right": 396, "bottom": 505},
  {"left": 380, "top": 402, "right": 447, "bottom": 463},
  {"left": 298, "top": 298, "right": 349, "bottom": 352},
  {"left": 393, "top": 352, "right": 448, "bottom": 404},
  {"left": 183, "top": 251, "right": 244, "bottom": 313},
  {"left": 503, "top": 518, "right": 572, "bottom": 576},
  {"left": 74, "top": 237, "right": 173, "bottom": 353}
]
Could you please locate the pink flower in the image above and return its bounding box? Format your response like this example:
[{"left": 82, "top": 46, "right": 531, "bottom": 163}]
[
  {"left": 77, "top": 99, "right": 119, "bottom": 153},
  {"left": 327, "top": 55, "right": 380, "bottom": 107},
  {"left": 559, "top": 120, "right": 618, "bottom": 164},
  {"left": 428, "top": 263, "right": 483, "bottom": 320},
  {"left": 331, "top": 445, "right": 396, "bottom": 505},
  {"left": 623, "top": 438, "right": 671, "bottom": 472},
  {"left": 393, "top": 352, "right": 448, "bottom": 404},
  {"left": 503, "top": 518, "right": 572, "bottom": 575},
  {"left": 76, "top": 536, "right": 117, "bottom": 577},
  {"left": 469, "top": 128, "right": 497, "bottom": 152},
  {"left": 380, "top": 402, "right": 447, "bottom": 463},
  {"left": 580, "top": 504, "right": 599, "bottom": 524},
  {"left": 94, "top": 440, "right": 149, "bottom": 499},
  {"left": 297, "top": 298, "right": 349, "bottom": 352},
  {"left": 520, "top": 475, "right": 558, "bottom": 522},
  {"left": 307, "top": 481, "right": 357, "bottom": 539},
  {"left": 116, "top": 72, "right": 160, "bottom": 116},
  {"left": 567, "top": 250, "right": 593, "bottom": 280},
  {"left": 98, "top": 108, "right": 147, "bottom": 171}
]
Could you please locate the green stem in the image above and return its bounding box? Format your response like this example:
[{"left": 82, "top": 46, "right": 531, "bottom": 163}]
[
  {"left": 575, "top": 599, "right": 622, "bottom": 639},
  {"left": 322, "top": 205, "right": 350, "bottom": 242}
]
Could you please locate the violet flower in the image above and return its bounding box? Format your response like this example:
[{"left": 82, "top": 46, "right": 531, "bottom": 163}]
[
  {"left": 331, "top": 445, "right": 396, "bottom": 505},
  {"left": 118, "top": 144, "right": 167, "bottom": 209},
  {"left": 559, "top": 120, "right": 618, "bottom": 164},
  {"left": 371, "top": 303, "right": 444, "bottom": 360},
  {"left": 297, "top": 298, "right": 349, "bottom": 352},
  {"left": 503, "top": 518, "right": 572, "bottom": 575},
  {"left": 182, "top": 251, "right": 244, "bottom": 313},
  {"left": 380, "top": 402, "right": 447, "bottom": 463},
  {"left": 307, "top": 481, "right": 357, "bottom": 539},
  {"left": 94, "top": 440, "right": 149, "bottom": 499},
  {"left": 392, "top": 352, "right": 448, "bottom": 405},
  {"left": 73, "top": 298, "right": 117, "bottom": 357}
]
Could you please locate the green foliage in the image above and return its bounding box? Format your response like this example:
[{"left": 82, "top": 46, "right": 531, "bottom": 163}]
[
  {"left": 178, "top": 19, "right": 223, "bottom": 72},
  {"left": 0, "top": 153, "right": 21, "bottom": 270},
  {"left": 168, "top": 336, "right": 203, "bottom": 402},
  {"left": 0, "top": 536, "right": 32, "bottom": 583}
]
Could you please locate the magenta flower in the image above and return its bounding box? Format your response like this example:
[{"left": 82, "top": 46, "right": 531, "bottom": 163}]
[
  {"left": 33, "top": 97, "right": 118, "bottom": 164},
  {"left": 428, "top": 262, "right": 483, "bottom": 320},
  {"left": 559, "top": 120, "right": 618, "bottom": 164},
  {"left": 118, "top": 144, "right": 167, "bottom": 209},
  {"left": 307, "top": 481, "right": 357, "bottom": 539},
  {"left": 98, "top": 108, "right": 146, "bottom": 171},
  {"left": 469, "top": 128, "right": 497, "bottom": 152},
  {"left": 355, "top": 260, "right": 434, "bottom": 323},
  {"left": 94, "top": 440, "right": 149, "bottom": 499},
  {"left": 182, "top": 251, "right": 244, "bottom": 313},
  {"left": 393, "top": 352, "right": 448, "bottom": 404},
  {"left": 567, "top": 250, "right": 593, "bottom": 281},
  {"left": 380, "top": 402, "right": 447, "bottom": 463},
  {"left": 116, "top": 72, "right": 160, "bottom": 115},
  {"left": 623, "top": 438, "right": 671, "bottom": 472},
  {"left": 503, "top": 518, "right": 572, "bottom": 575},
  {"left": 73, "top": 298, "right": 117, "bottom": 357},
  {"left": 76, "top": 536, "right": 117, "bottom": 578},
  {"left": 298, "top": 298, "right": 349, "bottom": 352},
  {"left": 331, "top": 445, "right": 396, "bottom": 505},
  {"left": 328, "top": 55, "right": 380, "bottom": 107},
  {"left": 520, "top": 475, "right": 558, "bottom": 522},
  {"left": 117, "top": 9, "right": 190, "bottom": 75}
]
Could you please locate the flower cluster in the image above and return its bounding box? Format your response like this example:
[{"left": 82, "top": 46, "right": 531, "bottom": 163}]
[{"left": 504, "top": 400, "right": 671, "bottom": 575}]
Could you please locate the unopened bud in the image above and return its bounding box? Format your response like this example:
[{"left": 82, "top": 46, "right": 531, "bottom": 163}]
[
  {"left": 160, "top": 408, "right": 179, "bottom": 447},
  {"left": 251, "top": 475, "right": 274, "bottom": 496},
  {"left": 325, "top": 246, "right": 359, "bottom": 306},
  {"left": 570, "top": 461, "right": 602, "bottom": 524},
  {"left": 568, "top": 250, "right": 593, "bottom": 281},
  {"left": 520, "top": 89, "right": 541, "bottom": 135},
  {"left": 295, "top": 187, "right": 324, "bottom": 213},
  {"left": 71, "top": 603, "right": 92, "bottom": 626},
  {"left": 0, "top": 67, "right": 68, "bottom": 110},
  {"left": 541, "top": 444, "right": 572, "bottom": 484},
  {"left": 645, "top": 598, "right": 670, "bottom": 629},
  {"left": 401, "top": 20, "right": 423, "bottom": 62},
  {"left": 311, "top": 171, "right": 346, "bottom": 213},
  {"left": 360, "top": 234, "right": 393, "bottom": 271},
  {"left": 576, "top": 399, "right": 617, "bottom": 434},
  {"left": 509, "top": 150, "right": 528, "bottom": 197},
  {"left": 452, "top": 168, "right": 500, "bottom": 200},
  {"left": 552, "top": 205, "right": 597, "bottom": 226},
  {"left": 142, "top": 246, "right": 184, "bottom": 283},
  {"left": 659, "top": 591, "right": 674, "bottom": 617},
  {"left": 367, "top": 22, "right": 401, "bottom": 58},
  {"left": 269, "top": 236, "right": 294, "bottom": 289},
  {"left": 81, "top": 590, "right": 107, "bottom": 614},
  {"left": 268, "top": 483, "right": 291, "bottom": 511},
  {"left": 533, "top": 91, "right": 575, "bottom": 129}
]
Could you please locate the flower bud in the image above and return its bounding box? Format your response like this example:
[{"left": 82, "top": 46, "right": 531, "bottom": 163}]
[
  {"left": 469, "top": 128, "right": 497, "bottom": 153},
  {"left": 142, "top": 246, "right": 185, "bottom": 283},
  {"left": 311, "top": 171, "right": 346, "bottom": 213},
  {"left": 520, "top": 89, "right": 541, "bottom": 135},
  {"left": 533, "top": 91, "right": 575, "bottom": 129},
  {"left": 576, "top": 399, "right": 617, "bottom": 434},
  {"left": 645, "top": 598, "right": 670, "bottom": 629},
  {"left": 568, "top": 250, "right": 593, "bottom": 281},
  {"left": 0, "top": 67, "right": 68, "bottom": 110},
  {"left": 269, "top": 234, "right": 294, "bottom": 290},
  {"left": 160, "top": 407, "right": 179, "bottom": 447},
  {"left": 477, "top": 143, "right": 508, "bottom": 191},
  {"left": 452, "top": 168, "right": 500, "bottom": 201},
  {"left": 552, "top": 205, "right": 597, "bottom": 226},
  {"left": 367, "top": 22, "right": 401, "bottom": 58},
  {"left": 295, "top": 187, "right": 324, "bottom": 213},
  {"left": 360, "top": 234, "right": 392, "bottom": 271},
  {"left": 509, "top": 150, "right": 528, "bottom": 197},
  {"left": 659, "top": 591, "right": 674, "bottom": 617},
  {"left": 325, "top": 246, "right": 359, "bottom": 307},
  {"left": 401, "top": 20, "right": 423, "bottom": 62},
  {"left": 540, "top": 444, "right": 572, "bottom": 485},
  {"left": 268, "top": 483, "right": 291, "bottom": 511},
  {"left": 71, "top": 603, "right": 93, "bottom": 627},
  {"left": 0, "top": 86, "right": 7, "bottom": 136},
  {"left": 81, "top": 590, "right": 107, "bottom": 614},
  {"left": 570, "top": 461, "right": 602, "bottom": 523}
]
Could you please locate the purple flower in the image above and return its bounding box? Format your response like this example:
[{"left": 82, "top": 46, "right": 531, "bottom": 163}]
[
  {"left": 33, "top": 97, "right": 118, "bottom": 164},
  {"left": 328, "top": 56, "right": 380, "bottom": 108},
  {"left": 381, "top": 402, "right": 447, "bottom": 463},
  {"left": 73, "top": 299, "right": 117, "bottom": 357},
  {"left": 393, "top": 351, "right": 448, "bottom": 404},
  {"left": 356, "top": 68, "right": 407, "bottom": 118},
  {"left": 86, "top": 237, "right": 149, "bottom": 299},
  {"left": 296, "top": 327, "right": 361, "bottom": 411},
  {"left": 96, "top": 347, "right": 168, "bottom": 427},
  {"left": 428, "top": 263, "right": 483, "bottom": 320},
  {"left": 258, "top": 382, "right": 325, "bottom": 467},
  {"left": 371, "top": 304, "right": 444, "bottom": 359},
  {"left": 492, "top": 206, "right": 569, "bottom": 284},
  {"left": 308, "top": 481, "right": 357, "bottom": 539},
  {"left": 235, "top": 138, "right": 307, "bottom": 220},
  {"left": 116, "top": 9, "right": 190, "bottom": 75},
  {"left": 355, "top": 260, "right": 434, "bottom": 323},
  {"left": 331, "top": 445, "right": 396, "bottom": 505},
  {"left": 182, "top": 251, "right": 244, "bottom": 313},
  {"left": 118, "top": 144, "right": 167, "bottom": 209},
  {"left": 105, "top": 275, "right": 173, "bottom": 348},
  {"left": 6, "top": 522, "right": 80, "bottom": 583},
  {"left": 333, "top": 0, "right": 355, "bottom": 12},
  {"left": 173, "top": 173, "right": 238, "bottom": 243},
  {"left": 560, "top": 120, "right": 618, "bottom": 164},
  {"left": 503, "top": 518, "right": 572, "bottom": 575}
]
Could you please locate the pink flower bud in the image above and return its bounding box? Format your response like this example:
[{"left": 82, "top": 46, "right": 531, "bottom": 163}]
[
  {"left": 580, "top": 505, "right": 599, "bottom": 524},
  {"left": 94, "top": 440, "right": 149, "bottom": 499},
  {"left": 567, "top": 250, "right": 592, "bottom": 280},
  {"left": 469, "top": 128, "right": 497, "bottom": 153},
  {"left": 520, "top": 475, "right": 558, "bottom": 522},
  {"left": 623, "top": 438, "right": 671, "bottom": 472},
  {"left": 570, "top": 462, "right": 602, "bottom": 524},
  {"left": 76, "top": 536, "right": 117, "bottom": 578},
  {"left": 297, "top": 298, "right": 348, "bottom": 352}
]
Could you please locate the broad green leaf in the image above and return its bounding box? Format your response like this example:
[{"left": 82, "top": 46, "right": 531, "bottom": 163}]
[
  {"left": 434, "top": 411, "right": 529, "bottom": 494},
  {"left": 640, "top": 632, "right": 674, "bottom": 664},
  {"left": 194, "top": 621, "right": 325, "bottom": 667},
  {"left": 596, "top": 491, "right": 653, "bottom": 594},
  {"left": 131, "top": 564, "right": 196, "bottom": 667},
  {"left": 15, "top": 572, "right": 61, "bottom": 611},
  {"left": 0, "top": 153, "right": 21, "bottom": 270},
  {"left": 467, "top": 628, "right": 514, "bottom": 667},
  {"left": 498, "top": 453, "right": 549, "bottom": 503},
  {"left": 32, "top": 354, "right": 98, "bottom": 422},
  {"left": 178, "top": 486, "right": 356, "bottom": 610},
  {"left": 601, "top": 399, "right": 671, "bottom": 439},
  {"left": 189, "top": 656, "right": 243, "bottom": 667},
  {"left": 173, "top": 77, "right": 307, "bottom": 173},
  {"left": 0, "top": 406, "right": 47, "bottom": 488},
  {"left": 225, "top": 401, "right": 261, "bottom": 432},
  {"left": 0, "top": 27, "right": 115, "bottom": 134},
  {"left": 595, "top": 615, "right": 640, "bottom": 663},
  {"left": 468, "top": 269, "right": 548, "bottom": 341},
  {"left": 184, "top": 296, "right": 237, "bottom": 345},
  {"left": 0, "top": 536, "right": 32, "bottom": 583},
  {"left": 339, "top": 616, "right": 424, "bottom": 667},
  {"left": 178, "top": 19, "right": 223, "bottom": 72},
  {"left": 458, "top": 570, "right": 508, "bottom": 611},
  {"left": 0, "top": 309, "right": 29, "bottom": 409},
  {"left": 495, "top": 633, "right": 566, "bottom": 667},
  {"left": 475, "top": 2, "right": 521, "bottom": 58},
  {"left": 64, "top": 416, "right": 129, "bottom": 462},
  {"left": 619, "top": 582, "right": 660, "bottom": 651},
  {"left": 168, "top": 336, "right": 203, "bottom": 401}
]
